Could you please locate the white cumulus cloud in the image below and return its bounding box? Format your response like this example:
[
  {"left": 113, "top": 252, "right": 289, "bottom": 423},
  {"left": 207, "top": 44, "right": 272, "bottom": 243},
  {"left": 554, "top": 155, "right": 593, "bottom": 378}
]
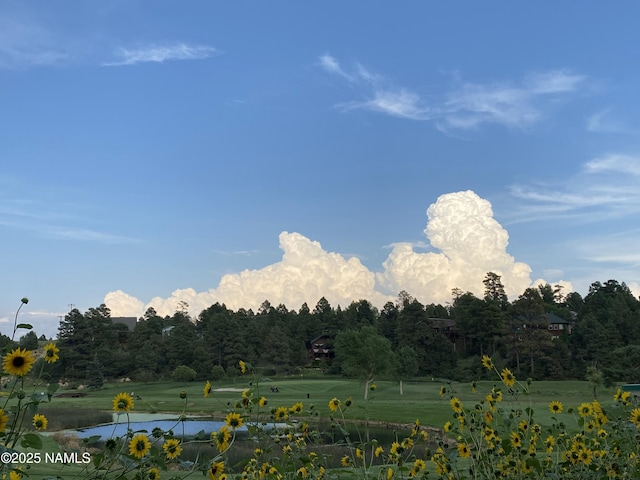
[
  {"left": 377, "top": 191, "right": 532, "bottom": 304},
  {"left": 104, "top": 290, "right": 145, "bottom": 317},
  {"left": 105, "top": 191, "right": 546, "bottom": 318}
]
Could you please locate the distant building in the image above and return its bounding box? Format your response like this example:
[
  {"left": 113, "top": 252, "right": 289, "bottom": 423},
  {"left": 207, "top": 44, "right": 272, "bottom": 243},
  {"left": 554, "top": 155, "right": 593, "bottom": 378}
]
[
  {"left": 308, "top": 334, "right": 334, "bottom": 363},
  {"left": 429, "top": 318, "right": 461, "bottom": 351},
  {"left": 162, "top": 326, "right": 175, "bottom": 336},
  {"left": 111, "top": 317, "right": 137, "bottom": 331},
  {"left": 543, "top": 312, "right": 573, "bottom": 340},
  {"left": 514, "top": 312, "right": 573, "bottom": 340}
]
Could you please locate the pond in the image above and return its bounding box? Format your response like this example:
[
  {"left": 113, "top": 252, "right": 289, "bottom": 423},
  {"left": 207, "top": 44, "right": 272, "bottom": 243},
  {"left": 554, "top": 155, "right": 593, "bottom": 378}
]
[{"left": 76, "top": 419, "right": 242, "bottom": 439}]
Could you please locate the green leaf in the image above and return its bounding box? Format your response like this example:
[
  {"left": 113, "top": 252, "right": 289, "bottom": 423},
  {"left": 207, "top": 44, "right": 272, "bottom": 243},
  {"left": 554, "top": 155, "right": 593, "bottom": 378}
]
[
  {"left": 16, "top": 323, "right": 33, "bottom": 330},
  {"left": 92, "top": 453, "right": 104, "bottom": 468},
  {"left": 82, "top": 435, "right": 102, "bottom": 445},
  {"left": 21, "top": 433, "right": 43, "bottom": 449}
]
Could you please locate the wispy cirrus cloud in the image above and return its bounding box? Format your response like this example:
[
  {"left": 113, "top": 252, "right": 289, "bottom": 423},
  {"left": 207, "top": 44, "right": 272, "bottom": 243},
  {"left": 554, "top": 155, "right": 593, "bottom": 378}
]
[
  {"left": 319, "top": 54, "right": 432, "bottom": 120},
  {"left": 0, "top": 196, "right": 138, "bottom": 245},
  {"left": 586, "top": 109, "right": 639, "bottom": 135},
  {"left": 440, "top": 71, "right": 583, "bottom": 130},
  {"left": 507, "top": 154, "right": 640, "bottom": 223},
  {"left": 318, "top": 53, "right": 584, "bottom": 130},
  {"left": 0, "top": 15, "right": 69, "bottom": 69},
  {"left": 104, "top": 43, "right": 218, "bottom": 66}
]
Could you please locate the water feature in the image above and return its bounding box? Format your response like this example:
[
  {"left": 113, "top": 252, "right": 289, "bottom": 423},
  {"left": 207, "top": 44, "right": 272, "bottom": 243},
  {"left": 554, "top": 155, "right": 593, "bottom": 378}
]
[{"left": 76, "top": 419, "right": 240, "bottom": 439}]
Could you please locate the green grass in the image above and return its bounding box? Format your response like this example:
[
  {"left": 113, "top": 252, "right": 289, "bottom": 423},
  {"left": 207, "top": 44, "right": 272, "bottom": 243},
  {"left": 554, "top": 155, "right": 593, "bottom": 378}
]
[
  {"left": 35, "top": 376, "right": 619, "bottom": 429},
  {"left": 5, "top": 377, "right": 625, "bottom": 479}
]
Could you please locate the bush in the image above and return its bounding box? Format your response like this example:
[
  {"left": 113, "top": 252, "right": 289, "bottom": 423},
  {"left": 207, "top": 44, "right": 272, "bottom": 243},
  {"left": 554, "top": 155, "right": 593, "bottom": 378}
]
[
  {"left": 211, "top": 364, "right": 225, "bottom": 381},
  {"left": 171, "top": 365, "right": 197, "bottom": 382}
]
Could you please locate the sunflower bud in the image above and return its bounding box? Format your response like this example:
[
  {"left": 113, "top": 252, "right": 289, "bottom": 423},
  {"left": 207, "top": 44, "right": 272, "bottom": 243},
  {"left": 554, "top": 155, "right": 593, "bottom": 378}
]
[
  {"left": 179, "top": 390, "right": 187, "bottom": 399},
  {"left": 21, "top": 298, "right": 29, "bottom": 304}
]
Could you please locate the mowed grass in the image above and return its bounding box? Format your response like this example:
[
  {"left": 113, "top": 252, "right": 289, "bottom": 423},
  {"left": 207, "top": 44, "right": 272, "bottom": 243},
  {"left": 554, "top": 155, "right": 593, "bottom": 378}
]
[
  {"left": 13, "top": 377, "right": 625, "bottom": 479},
  {"left": 39, "top": 376, "right": 621, "bottom": 431}
]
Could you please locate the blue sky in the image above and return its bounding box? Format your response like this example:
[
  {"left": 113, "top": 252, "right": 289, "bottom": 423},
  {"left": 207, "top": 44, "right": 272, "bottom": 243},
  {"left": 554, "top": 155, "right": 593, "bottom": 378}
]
[{"left": 2, "top": 2, "right": 640, "bottom": 339}]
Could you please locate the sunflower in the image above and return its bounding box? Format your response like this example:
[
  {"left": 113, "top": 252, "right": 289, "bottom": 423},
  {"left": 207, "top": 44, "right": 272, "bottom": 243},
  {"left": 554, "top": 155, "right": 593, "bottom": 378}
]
[
  {"left": 148, "top": 467, "right": 160, "bottom": 480},
  {"left": 204, "top": 381, "right": 212, "bottom": 398},
  {"left": 3, "top": 347, "right": 35, "bottom": 377},
  {"left": 289, "top": 402, "right": 303, "bottom": 414},
  {"left": 510, "top": 432, "right": 522, "bottom": 448},
  {"left": 208, "top": 461, "right": 225, "bottom": 480},
  {"left": 449, "top": 397, "right": 463, "bottom": 414},
  {"left": 545, "top": 435, "right": 555, "bottom": 452},
  {"left": 212, "top": 426, "right": 232, "bottom": 451},
  {"left": 621, "top": 391, "right": 632, "bottom": 405},
  {"left": 579, "top": 448, "right": 593, "bottom": 465},
  {"left": 630, "top": 407, "right": 640, "bottom": 426},
  {"left": 274, "top": 406, "right": 289, "bottom": 421},
  {"left": 548, "top": 401, "right": 563, "bottom": 415},
  {"left": 410, "top": 419, "right": 420, "bottom": 437},
  {"left": 112, "top": 392, "right": 134, "bottom": 413},
  {"left": 439, "top": 386, "right": 446, "bottom": 397},
  {"left": 259, "top": 396, "right": 267, "bottom": 407},
  {"left": 375, "top": 446, "right": 384, "bottom": 457},
  {"left": 104, "top": 439, "right": 118, "bottom": 451},
  {"left": 443, "top": 421, "right": 452, "bottom": 432},
  {"left": 613, "top": 388, "right": 622, "bottom": 402},
  {"left": 340, "top": 456, "right": 351, "bottom": 467},
  {"left": 43, "top": 343, "right": 60, "bottom": 364},
  {"left": 239, "top": 360, "right": 247, "bottom": 374},
  {"left": 485, "top": 410, "right": 494, "bottom": 424},
  {"left": 483, "top": 427, "right": 495, "bottom": 442},
  {"left": 500, "top": 368, "right": 516, "bottom": 387},
  {"left": 481, "top": 355, "right": 493, "bottom": 370},
  {"left": 355, "top": 448, "right": 364, "bottom": 459},
  {"left": 32, "top": 413, "right": 48, "bottom": 430},
  {"left": 128, "top": 433, "right": 151, "bottom": 459},
  {"left": 457, "top": 442, "right": 471, "bottom": 458},
  {"left": 224, "top": 412, "right": 244, "bottom": 429},
  {"left": 328, "top": 397, "right": 341, "bottom": 412},
  {"left": 578, "top": 402, "right": 593, "bottom": 418},
  {"left": 0, "top": 409, "right": 9, "bottom": 432},
  {"left": 163, "top": 438, "right": 182, "bottom": 460}
]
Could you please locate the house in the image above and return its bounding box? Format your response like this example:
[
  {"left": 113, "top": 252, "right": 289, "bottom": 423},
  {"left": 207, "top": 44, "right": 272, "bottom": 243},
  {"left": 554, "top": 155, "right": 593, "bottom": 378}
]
[
  {"left": 308, "top": 334, "right": 334, "bottom": 363},
  {"left": 429, "top": 318, "right": 461, "bottom": 351},
  {"left": 544, "top": 312, "right": 572, "bottom": 339},
  {"left": 514, "top": 313, "right": 572, "bottom": 340}
]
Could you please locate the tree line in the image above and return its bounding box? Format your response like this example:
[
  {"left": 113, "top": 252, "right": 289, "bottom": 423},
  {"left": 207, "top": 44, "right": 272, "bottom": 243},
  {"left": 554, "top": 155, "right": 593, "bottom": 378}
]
[{"left": 11, "top": 275, "right": 640, "bottom": 386}]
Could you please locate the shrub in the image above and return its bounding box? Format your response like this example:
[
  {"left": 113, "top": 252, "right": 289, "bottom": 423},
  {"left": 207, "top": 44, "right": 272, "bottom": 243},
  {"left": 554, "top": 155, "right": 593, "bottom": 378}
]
[{"left": 171, "top": 364, "right": 197, "bottom": 382}]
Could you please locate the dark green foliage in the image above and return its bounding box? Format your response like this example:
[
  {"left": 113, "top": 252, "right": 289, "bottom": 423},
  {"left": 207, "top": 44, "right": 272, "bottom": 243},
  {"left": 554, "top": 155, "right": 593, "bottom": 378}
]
[
  {"left": 334, "top": 325, "right": 392, "bottom": 398},
  {"left": 47, "top": 275, "right": 639, "bottom": 385},
  {"left": 211, "top": 365, "right": 226, "bottom": 381},
  {"left": 171, "top": 365, "right": 197, "bottom": 382},
  {"left": 86, "top": 355, "right": 105, "bottom": 390},
  {"left": 19, "top": 331, "right": 38, "bottom": 350}
]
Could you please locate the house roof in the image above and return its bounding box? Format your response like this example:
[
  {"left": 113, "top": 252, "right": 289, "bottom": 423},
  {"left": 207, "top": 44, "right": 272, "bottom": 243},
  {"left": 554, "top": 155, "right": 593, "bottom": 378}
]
[{"left": 516, "top": 312, "right": 572, "bottom": 325}]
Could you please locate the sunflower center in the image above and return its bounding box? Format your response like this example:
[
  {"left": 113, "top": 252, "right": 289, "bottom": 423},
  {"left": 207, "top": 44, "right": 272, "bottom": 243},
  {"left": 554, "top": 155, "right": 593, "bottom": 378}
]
[
  {"left": 12, "top": 357, "right": 25, "bottom": 367},
  {"left": 136, "top": 441, "right": 145, "bottom": 451}
]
